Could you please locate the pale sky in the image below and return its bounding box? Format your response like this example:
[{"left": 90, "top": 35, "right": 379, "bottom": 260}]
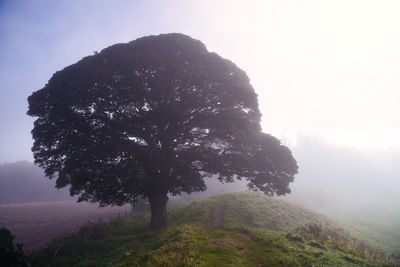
[{"left": 1, "top": 0, "right": 400, "bottom": 162}]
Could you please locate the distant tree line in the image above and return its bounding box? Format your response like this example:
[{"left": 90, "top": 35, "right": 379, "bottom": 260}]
[{"left": 0, "top": 161, "right": 73, "bottom": 204}]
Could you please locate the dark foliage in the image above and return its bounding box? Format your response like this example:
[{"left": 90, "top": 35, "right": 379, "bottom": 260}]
[
  {"left": 0, "top": 227, "right": 29, "bottom": 267},
  {"left": 27, "top": 33, "right": 297, "bottom": 229}
]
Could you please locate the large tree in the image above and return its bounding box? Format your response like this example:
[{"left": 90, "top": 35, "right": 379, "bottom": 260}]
[{"left": 27, "top": 33, "right": 297, "bottom": 230}]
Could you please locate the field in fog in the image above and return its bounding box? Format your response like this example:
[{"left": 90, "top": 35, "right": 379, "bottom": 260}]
[{"left": 0, "top": 201, "right": 130, "bottom": 251}]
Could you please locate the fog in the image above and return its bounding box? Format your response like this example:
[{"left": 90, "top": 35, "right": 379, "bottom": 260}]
[
  {"left": 1, "top": 135, "right": 399, "bottom": 252},
  {"left": 2, "top": 136, "right": 399, "bottom": 224},
  {"left": 287, "top": 136, "right": 400, "bottom": 225},
  {"left": 1, "top": 2, "right": 400, "bottom": 261},
  {"left": 183, "top": 135, "right": 400, "bottom": 229},
  {"left": 3, "top": 1, "right": 400, "bottom": 163},
  {"left": 1, "top": 2, "right": 399, "bottom": 225},
  {"left": 0, "top": 161, "right": 73, "bottom": 204}
]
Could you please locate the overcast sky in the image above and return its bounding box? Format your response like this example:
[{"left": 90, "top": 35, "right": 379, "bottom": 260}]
[{"left": 1, "top": 0, "right": 400, "bottom": 163}]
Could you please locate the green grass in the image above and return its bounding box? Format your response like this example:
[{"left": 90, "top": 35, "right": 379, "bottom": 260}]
[
  {"left": 28, "top": 191, "right": 399, "bottom": 266},
  {"left": 318, "top": 201, "right": 400, "bottom": 254},
  {"left": 340, "top": 219, "right": 400, "bottom": 254}
]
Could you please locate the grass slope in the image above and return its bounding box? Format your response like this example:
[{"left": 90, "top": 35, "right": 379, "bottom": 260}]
[
  {"left": 341, "top": 219, "right": 400, "bottom": 254},
  {"left": 28, "top": 192, "right": 398, "bottom": 266},
  {"left": 169, "top": 192, "right": 337, "bottom": 230}
]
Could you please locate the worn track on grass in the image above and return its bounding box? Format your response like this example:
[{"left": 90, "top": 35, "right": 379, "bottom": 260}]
[{"left": 212, "top": 197, "right": 227, "bottom": 227}]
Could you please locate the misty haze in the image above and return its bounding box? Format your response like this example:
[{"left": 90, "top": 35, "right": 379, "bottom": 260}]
[{"left": 1, "top": 1, "right": 400, "bottom": 266}]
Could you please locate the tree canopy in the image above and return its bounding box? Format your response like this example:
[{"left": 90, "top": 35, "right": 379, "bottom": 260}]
[{"left": 27, "top": 33, "right": 297, "bottom": 229}]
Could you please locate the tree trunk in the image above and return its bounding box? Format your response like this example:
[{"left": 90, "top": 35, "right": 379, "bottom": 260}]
[{"left": 148, "top": 192, "right": 168, "bottom": 231}]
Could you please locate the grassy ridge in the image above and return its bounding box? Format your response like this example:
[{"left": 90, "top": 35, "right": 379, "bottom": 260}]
[
  {"left": 344, "top": 221, "right": 400, "bottom": 254},
  {"left": 169, "top": 192, "right": 337, "bottom": 230},
  {"left": 28, "top": 192, "right": 399, "bottom": 266}
]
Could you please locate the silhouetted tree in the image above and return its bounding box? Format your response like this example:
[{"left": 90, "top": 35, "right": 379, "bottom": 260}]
[
  {"left": 0, "top": 227, "right": 28, "bottom": 267},
  {"left": 27, "top": 33, "right": 297, "bottom": 230}
]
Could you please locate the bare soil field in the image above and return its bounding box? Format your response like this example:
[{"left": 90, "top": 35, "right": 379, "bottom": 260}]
[{"left": 0, "top": 201, "right": 131, "bottom": 251}]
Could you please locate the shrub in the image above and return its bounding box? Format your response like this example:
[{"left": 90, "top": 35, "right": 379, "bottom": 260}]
[
  {"left": 286, "top": 232, "right": 304, "bottom": 243},
  {"left": 78, "top": 219, "right": 110, "bottom": 240},
  {"left": 0, "top": 227, "right": 29, "bottom": 267}
]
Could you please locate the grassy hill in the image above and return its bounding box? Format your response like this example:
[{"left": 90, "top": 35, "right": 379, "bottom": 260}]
[
  {"left": 168, "top": 192, "right": 337, "bottom": 230},
  {"left": 28, "top": 192, "right": 399, "bottom": 266},
  {"left": 341, "top": 220, "right": 400, "bottom": 255}
]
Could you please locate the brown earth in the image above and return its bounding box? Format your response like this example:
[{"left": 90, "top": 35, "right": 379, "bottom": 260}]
[
  {"left": 0, "top": 201, "right": 131, "bottom": 251},
  {"left": 212, "top": 198, "right": 227, "bottom": 227}
]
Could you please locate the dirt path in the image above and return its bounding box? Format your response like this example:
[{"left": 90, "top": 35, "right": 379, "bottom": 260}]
[{"left": 212, "top": 198, "right": 227, "bottom": 227}]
